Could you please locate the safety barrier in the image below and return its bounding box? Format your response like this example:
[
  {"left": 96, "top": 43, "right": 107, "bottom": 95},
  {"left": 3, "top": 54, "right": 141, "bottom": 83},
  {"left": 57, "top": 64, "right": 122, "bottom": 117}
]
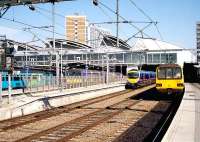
[{"left": 0, "top": 72, "right": 126, "bottom": 98}]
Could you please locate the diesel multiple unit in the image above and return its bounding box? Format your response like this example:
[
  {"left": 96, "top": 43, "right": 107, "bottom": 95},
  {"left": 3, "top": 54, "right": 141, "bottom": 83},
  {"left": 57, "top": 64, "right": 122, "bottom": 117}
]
[
  {"left": 125, "top": 69, "right": 156, "bottom": 89},
  {"left": 156, "top": 64, "right": 185, "bottom": 95}
]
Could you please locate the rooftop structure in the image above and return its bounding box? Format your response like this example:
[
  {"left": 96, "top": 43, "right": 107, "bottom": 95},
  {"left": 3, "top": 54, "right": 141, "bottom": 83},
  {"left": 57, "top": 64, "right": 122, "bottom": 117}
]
[
  {"left": 0, "top": 36, "right": 196, "bottom": 69},
  {"left": 132, "top": 39, "right": 196, "bottom": 66},
  {"left": 87, "top": 24, "right": 111, "bottom": 48}
]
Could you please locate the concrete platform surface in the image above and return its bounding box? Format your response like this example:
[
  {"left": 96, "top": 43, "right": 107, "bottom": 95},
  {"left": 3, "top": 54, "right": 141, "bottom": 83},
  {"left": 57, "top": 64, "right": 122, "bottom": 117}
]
[
  {"left": 162, "top": 83, "right": 200, "bottom": 142},
  {"left": 0, "top": 82, "right": 125, "bottom": 120}
]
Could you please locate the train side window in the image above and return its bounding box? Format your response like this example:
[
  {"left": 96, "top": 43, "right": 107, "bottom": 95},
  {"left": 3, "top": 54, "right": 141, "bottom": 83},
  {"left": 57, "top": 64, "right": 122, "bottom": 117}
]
[
  {"left": 139, "top": 73, "right": 142, "bottom": 79},
  {"left": 143, "top": 73, "right": 145, "bottom": 79},
  {"left": 14, "top": 77, "right": 20, "bottom": 81},
  {"left": 140, "top": 73, "right": 144, "bottom": 79},
  {"left": 2, "top": 76, "right": 6, "bottom": 81},
  {"left": 2, "top": 76, "right": 8, "bottom": 81},
  {"left": 145, "top": 73, "right": 149, "bottom": 79},
  {"left": 3, "top": 77, "right": 8, "bottom": 81}
]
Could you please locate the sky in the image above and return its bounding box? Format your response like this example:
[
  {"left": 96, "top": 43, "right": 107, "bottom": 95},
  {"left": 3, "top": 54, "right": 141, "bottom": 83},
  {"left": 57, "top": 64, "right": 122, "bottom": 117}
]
[{"left": 0, "top": 0, "right": 200, "bottom": 48}]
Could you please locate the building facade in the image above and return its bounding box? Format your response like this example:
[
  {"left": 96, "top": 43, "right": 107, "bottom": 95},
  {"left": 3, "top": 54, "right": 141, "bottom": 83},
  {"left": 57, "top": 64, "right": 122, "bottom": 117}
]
[
  {"left": 66, "top": 15, "right": 111, "bottom": 48},
  {"left": 132, "top": 39, "right": 196, "bottom": 66},
  {"left": 66, "top": 15, "right": 87, "bottom": 44},
  {"left": 197, "top": 22, "right": 200, "bottom": 63}
]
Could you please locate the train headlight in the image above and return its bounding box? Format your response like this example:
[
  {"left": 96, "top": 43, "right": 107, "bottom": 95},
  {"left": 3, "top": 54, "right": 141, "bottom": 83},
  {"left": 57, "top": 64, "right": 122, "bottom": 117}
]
[
  {"left": 156, "top": 83, "right": 162, "bottom": 87},
  {"left": 177, "top": 83, "right": 184, "bottom": 87}
]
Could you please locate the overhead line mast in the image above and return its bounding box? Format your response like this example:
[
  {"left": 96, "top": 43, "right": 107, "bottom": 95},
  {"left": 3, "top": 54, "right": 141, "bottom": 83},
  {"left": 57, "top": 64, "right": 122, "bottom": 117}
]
[
  {"left": 116, "top": 0, "right": 119, "bottom": 48},
  {"left": 93, "top": 0, "right": 120, "bottom": 48}
]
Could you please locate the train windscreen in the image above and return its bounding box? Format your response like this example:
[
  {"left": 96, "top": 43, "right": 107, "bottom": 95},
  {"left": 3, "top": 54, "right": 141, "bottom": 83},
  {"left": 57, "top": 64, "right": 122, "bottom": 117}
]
[
  {"left": 128, "top": 72, "right": 139, "bottom": 79},
  {"left": 157, "top": 67, "right": 182, "bottom": 79}
]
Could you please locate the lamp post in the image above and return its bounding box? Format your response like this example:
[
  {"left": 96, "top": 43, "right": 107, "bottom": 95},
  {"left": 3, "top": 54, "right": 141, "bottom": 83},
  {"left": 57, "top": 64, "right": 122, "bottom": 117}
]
[{"left": 116, "top": 0, "right": 119, "bottom": 48}]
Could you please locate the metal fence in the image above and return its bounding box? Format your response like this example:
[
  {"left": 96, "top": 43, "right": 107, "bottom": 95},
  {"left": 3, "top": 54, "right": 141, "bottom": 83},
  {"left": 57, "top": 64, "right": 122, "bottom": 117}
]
[{"left": 0, "top": 72, "right": 125, "bottom": 96}]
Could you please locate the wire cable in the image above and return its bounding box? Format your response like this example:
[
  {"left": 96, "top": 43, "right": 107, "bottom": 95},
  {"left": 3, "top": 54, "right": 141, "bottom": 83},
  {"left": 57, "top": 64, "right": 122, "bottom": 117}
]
[
  {"left": 128, "top": 0, "right": 164, "bottom": 41},
  {"left": 97, "top": 5, "right": 130, "bottom": 40},
  {"left": 125, "top": 22, "right": 153, "bottom": 42},
  {"left": 0, "top": 16, "right": 66, "bottom": 38},
  {"left": 98, "top": 1, "right": 152, "bottom": 39},
  {"left": 128, "top": 0, "right": 154, "bottom": 22},
  {"left": 97, "top": 5, "right": 114, "bottom": 22},
  {"left": 34, "top": 8, "right": 65, "bottom": 30},
  {"left": 35, "top": 5, "right": 65, "bottom": 18},
  {"left": 154, "top": 23, "right": 164, "bottom": 40}
]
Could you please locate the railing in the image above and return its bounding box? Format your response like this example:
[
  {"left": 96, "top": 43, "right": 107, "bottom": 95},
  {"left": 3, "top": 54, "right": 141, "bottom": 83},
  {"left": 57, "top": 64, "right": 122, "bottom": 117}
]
[{"left": 0, "top": 72, "right": 126, "bottom": 96}]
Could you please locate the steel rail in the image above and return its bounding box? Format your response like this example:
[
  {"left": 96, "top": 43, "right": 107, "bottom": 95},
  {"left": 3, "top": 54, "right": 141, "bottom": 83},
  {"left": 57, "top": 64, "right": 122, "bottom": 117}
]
[
  {"left": 16, "top": 99, "right": 142, "bottom": 142},
  {"left": 0, "top": 89, "right": 131, "bottom": 131}
]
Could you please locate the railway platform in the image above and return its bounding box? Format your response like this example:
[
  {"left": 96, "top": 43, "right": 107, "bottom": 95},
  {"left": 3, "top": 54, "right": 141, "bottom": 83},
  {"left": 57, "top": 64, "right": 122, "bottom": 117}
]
[
  {"left": 162, "top": 83, "right": 200, "bottom": 142},
  {"left": 0, "top": 82, "right": 126, "bottom": 121}
]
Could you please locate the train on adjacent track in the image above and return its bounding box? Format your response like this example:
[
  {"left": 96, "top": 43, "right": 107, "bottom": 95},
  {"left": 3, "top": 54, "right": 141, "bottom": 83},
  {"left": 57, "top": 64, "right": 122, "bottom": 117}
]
[
  {"left": 125, "top": 69, "right": 156, "bottom": 89},
  {"left": 1, "top": 74, "right": 26, "bottom": 90},
  {"left": 156, "top": 64, "right": 185, "bottom": 95}
]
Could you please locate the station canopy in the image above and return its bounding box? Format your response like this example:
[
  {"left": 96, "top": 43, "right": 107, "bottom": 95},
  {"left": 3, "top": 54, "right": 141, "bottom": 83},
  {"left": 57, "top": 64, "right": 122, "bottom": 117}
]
[
  {"left": 48, "top": 38, "right": 92, "bottom": 49},
  {"left": 0, "top": 0, "right": 73, "bottom": 7},
  {"left": 101, "top": 35, "right": 131, "bottom": 50}
]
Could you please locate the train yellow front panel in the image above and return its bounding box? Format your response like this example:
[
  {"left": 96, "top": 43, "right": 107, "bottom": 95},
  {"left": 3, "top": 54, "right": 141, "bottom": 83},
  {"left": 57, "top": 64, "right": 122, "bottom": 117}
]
[
  {"left": 127, "top": 78, "right": 138, "bottom": 84},
  {"left": 156, "top": 79, "right": 184, "bottom": 89}
]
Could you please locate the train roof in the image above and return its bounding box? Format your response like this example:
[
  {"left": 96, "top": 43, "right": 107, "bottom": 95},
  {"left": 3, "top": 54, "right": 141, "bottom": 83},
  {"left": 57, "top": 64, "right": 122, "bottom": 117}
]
[{"left": 157, "top": 64, "right": 181, "bottom": 68}]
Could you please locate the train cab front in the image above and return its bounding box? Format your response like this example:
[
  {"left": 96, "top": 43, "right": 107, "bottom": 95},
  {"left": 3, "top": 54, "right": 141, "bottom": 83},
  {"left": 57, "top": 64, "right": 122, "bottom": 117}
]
[
  {"left": 156, "top": 64, "right": 185, "bottom": 95},
  {"left": 125, "top": 70, "right": 139, "bottom": 89},
  {"left": 156, "top": 83, "right": 185, "bottom": 95},
  {"left": 156, "top": 81, "right": 185, "bottom": 95}
]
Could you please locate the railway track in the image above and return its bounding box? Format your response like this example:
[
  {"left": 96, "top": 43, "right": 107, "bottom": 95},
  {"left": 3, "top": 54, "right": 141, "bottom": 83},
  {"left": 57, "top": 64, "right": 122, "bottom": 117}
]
[
  {"left": 16, "top": 99, "right": 141, "bottom": 142},
  {"left": 0, "top": 84, "right": 181, "bottom": 142},
  {"left": 0, "top": 85, "right": 154, "bottom": 132},
  {"left": 0, "top": 89, "right": 131, "bottom": 131}
]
